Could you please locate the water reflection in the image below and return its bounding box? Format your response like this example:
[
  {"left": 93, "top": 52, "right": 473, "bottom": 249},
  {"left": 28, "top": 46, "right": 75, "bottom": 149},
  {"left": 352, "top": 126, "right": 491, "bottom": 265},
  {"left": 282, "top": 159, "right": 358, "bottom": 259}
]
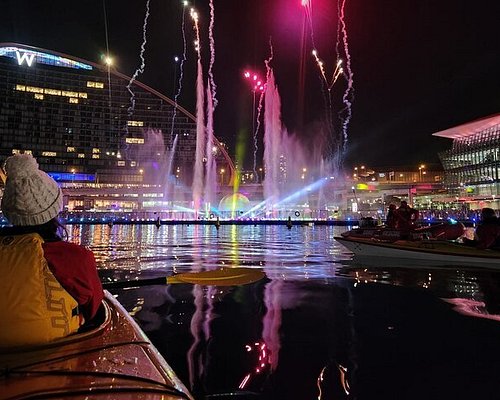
[{"left": 71, "top": 224, "right": 500, "bottom": 399}]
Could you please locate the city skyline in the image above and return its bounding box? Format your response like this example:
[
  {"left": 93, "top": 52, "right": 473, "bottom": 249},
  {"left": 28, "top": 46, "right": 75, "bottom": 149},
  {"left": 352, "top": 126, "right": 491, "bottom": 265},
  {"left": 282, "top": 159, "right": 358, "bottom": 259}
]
[{"left": 2, "top": 0, "right": 500, "bottom": 169}]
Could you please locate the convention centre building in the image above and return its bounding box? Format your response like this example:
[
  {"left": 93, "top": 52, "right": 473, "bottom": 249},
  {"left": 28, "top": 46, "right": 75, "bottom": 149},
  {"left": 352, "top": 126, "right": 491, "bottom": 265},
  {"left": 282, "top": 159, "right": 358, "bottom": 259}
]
[{"left": 434, "top": 113, "right": 500, "bottom": 209}]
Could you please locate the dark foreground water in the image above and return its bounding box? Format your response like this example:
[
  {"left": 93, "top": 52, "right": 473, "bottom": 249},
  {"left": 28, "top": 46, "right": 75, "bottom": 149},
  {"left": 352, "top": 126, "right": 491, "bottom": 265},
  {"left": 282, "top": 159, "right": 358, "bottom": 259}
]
[{"left": 69, "top": 224, "right": 500, "bottom": 400}]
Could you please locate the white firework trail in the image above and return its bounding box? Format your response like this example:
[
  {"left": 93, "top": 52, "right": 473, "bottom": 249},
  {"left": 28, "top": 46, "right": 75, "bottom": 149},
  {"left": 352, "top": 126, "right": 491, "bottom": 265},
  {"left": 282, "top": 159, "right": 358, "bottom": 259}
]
[
  {"left": 302, "top": 0, "right": 316, "bottom": 49},
  {"left": 252, "top": 90, "right": 265, "bottom": 180},
  {"left": 127, "top": 0, "right": 151, "bottom": 119},
  {"left": 208, "top": 0, "right": 218, "bottom": 108},
  {"left": 339, "top": 0, "right": 354, "bottom": 155},
  {"left": 190, "top": 8, "right": 201, "bottom": 59},
  {"left": 169, "top": 2, "right": 188, "bottom": 142}
]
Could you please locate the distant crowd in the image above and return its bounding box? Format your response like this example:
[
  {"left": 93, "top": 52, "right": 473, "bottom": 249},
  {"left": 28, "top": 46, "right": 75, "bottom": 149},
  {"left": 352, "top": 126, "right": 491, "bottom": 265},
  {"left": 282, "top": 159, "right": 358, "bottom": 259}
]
[{"left": 415, "top": 209, "right": 488, "bottom": 222}]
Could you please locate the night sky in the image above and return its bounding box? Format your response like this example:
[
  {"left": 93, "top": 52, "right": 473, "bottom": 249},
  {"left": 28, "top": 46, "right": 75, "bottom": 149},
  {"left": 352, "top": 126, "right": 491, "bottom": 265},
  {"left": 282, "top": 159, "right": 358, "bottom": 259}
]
[{"left": 2, "top": 0, "right": 500, "bottom": 170}]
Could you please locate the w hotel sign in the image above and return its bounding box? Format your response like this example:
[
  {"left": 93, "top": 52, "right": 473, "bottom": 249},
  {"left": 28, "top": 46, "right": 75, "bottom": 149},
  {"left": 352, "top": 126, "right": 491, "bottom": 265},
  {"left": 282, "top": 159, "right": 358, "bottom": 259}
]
[
  {"left": 15, "top": 50, "right": 35, "bottom": 67},
  {"left": 0, "top": 45, "right": 93, "bottom": 71}
]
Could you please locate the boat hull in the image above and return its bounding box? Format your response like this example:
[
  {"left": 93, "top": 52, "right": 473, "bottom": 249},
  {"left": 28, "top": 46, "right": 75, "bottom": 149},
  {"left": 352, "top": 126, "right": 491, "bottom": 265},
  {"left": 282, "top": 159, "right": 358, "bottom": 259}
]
[
  {"left": 335, "top": 236, "right": 500, "bottom": 267},
  {"left": 0, "top": 291, "right": 193, "bottom": 399}
]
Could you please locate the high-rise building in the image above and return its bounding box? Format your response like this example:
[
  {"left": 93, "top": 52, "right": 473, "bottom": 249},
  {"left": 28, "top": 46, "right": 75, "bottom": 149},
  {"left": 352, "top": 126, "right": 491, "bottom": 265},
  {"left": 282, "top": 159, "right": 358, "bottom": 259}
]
[{"left": 0, "top": 43, "right": 234, "bottom": 188}]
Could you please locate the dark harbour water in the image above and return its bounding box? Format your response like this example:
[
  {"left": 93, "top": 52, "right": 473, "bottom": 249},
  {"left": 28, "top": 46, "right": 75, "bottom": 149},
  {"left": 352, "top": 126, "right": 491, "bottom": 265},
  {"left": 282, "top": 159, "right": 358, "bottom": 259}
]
[{"left": 69, "top": 224, "right": 500, "bottom": 400}]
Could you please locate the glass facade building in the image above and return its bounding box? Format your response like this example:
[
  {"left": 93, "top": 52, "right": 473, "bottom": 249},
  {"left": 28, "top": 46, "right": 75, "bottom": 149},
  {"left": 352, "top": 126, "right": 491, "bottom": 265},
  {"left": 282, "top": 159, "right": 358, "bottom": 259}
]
[
  {"left": 434, "top": 114, "right": 500, "bottom": 205},
  {"left": 0, "top": 43, "right": 234, "bottom": 188}
]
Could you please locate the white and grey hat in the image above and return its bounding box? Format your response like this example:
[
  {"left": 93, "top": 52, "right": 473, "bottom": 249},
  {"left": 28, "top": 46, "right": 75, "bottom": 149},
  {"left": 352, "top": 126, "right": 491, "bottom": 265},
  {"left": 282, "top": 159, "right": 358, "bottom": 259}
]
[{"left": 1, "top": 154, "right": 63, "bottom": 226}]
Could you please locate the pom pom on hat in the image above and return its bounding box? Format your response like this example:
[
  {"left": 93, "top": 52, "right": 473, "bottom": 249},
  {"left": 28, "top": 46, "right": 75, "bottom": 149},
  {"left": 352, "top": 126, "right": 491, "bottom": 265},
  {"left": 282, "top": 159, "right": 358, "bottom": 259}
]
[{"left": 1, "top": 154, "right": 63, "bottom": 226}]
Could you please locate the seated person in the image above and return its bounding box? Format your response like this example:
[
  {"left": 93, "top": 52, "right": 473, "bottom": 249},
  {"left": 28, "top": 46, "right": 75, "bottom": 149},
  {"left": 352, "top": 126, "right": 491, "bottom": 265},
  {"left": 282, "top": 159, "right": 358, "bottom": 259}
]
[
  {"left": 474, "top": 208, "right": 500, "bottom": 250},
  {"left": 395, "top": 200, "right": 419, "bottom": 230},
  {"left": 0, "top": 154, "right": 104, "bottom": 347},
  {"left": 385, "top": 204, "right": 397, "bottom": 228}
]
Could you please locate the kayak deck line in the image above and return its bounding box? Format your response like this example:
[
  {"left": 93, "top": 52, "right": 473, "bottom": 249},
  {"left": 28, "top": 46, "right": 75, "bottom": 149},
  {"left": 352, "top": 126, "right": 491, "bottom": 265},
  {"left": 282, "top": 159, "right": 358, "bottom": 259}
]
[{"left": 1, "top": 291, "right": 194, "bottom": 400}]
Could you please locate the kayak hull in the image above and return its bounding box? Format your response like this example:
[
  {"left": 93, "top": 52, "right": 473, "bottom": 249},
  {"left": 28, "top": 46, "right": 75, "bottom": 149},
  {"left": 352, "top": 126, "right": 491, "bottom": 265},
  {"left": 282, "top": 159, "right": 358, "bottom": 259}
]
[
  {"left": 335, "top": 236, "right": 500, "bottom": 267},
  {"left": 0, "top": 291, "right": 193, "bottom": 399}
]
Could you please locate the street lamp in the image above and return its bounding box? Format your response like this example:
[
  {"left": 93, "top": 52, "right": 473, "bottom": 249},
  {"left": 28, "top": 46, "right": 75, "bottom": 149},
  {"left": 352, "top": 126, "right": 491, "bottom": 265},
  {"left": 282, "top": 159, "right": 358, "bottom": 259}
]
[
  {"left": 220, "top": 168, "right": 225, "bottom": 185},
  {"left": 173, "top": 56, "right": 179, "bottom": 98},
  {"left": 243, "top": 70, "right": 265, "bottom": 135},
  {"left": 419, "top": 164, "right": 425, "bottom": 182}
]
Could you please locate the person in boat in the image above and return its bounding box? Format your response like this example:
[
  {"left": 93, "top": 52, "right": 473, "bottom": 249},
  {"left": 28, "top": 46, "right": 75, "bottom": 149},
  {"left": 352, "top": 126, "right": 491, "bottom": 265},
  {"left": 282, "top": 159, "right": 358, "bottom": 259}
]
[
  {"left": 471, "top": 208, "right": 500, "bottom": 250},
  {"left": 394, "top": 200, "right": 419, "bottom": 230},
  {"left": 385, "top": 204, "right": 397, "bottom": 228},
  {"left": 0, "top": 154, "right": 104, "bottom": 347}
]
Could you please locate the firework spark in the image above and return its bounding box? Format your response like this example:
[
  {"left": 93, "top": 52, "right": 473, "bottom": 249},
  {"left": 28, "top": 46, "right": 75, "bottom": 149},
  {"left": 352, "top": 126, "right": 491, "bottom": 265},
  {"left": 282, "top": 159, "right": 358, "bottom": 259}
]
[
  {"left": 208, "top": 0, "right": 218, "bottom": 108},
  {"left": 127, "top": 0, "right": 151, "bottom": 119},
  {"left": 169, "top": 1, "right": 188, "bottom": 142}
]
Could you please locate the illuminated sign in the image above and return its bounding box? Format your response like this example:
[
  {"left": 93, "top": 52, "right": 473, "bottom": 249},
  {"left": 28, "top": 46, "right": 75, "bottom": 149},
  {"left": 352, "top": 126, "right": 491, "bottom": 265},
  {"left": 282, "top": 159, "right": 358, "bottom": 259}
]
[
  {"left": 48, "top": 172, "right": 95, "bottom": 182},
  {"left": 0, "top": 46, "right": 93, "bottom": 70},
  {"left": 16, "top": 50, "right": 35, "bottom": 66}
]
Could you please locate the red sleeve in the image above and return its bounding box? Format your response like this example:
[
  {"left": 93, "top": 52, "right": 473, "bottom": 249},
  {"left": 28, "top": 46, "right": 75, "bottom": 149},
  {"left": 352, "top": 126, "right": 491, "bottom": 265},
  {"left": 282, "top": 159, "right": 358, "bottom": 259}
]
[{"left": 42, "top": 241, "right": 104, "bottom": 321}]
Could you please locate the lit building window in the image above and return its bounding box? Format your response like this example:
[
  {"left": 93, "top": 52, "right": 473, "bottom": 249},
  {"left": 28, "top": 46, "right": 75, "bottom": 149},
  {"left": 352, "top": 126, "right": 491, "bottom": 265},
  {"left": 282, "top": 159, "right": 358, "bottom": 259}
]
[
  {"left": 86, "top": 81, "right": 104, "bottom": 89},
  {"left": 125, "top": 137, "right": 145, "bottom": 144},
  {"left": 26, "top": 86, "right": 44, "bottom": 94},
  {"left": 15, "top": 83, "right": 87, "bottom": 99},
  {"left": 12, "top": 149, "right": 20, "bottom": 154},
  {"left": 92, "top": 148, "right": 100, "bottom": 153},
  {"left": 67, "top": 147, "right": 75, "bottom": 152},
  {"left": 34, "top": 93, "right": 44, "bottom": 100},
  {"left": 44, "top": 88, "right": 61, "bottom": 96},
  {"left": 24, "top": 150, "right": 32, "bottom": 155},
  {"left": 130, "top": 161, "right": 137, "bottom": 167},
  {"left": 127, "top": 121, "right": 144, "bottom": 127},
  {"left": 69, "top": 98, "right": 78, "bottom": 104},
  {"left": 62, "top": 90, "right": 79, "bottom": 97},
  {"left": 117, "top": 161, "right": 126, "bottom": 166},
  {"left": 78, "top": 153, "right": 85, "bottom": 158},
  {"left": 92, "top": 154, "right": 100, "bottom": 159},
  {"left": 42, "top": 151, "right": 57, "bottom": 157}
]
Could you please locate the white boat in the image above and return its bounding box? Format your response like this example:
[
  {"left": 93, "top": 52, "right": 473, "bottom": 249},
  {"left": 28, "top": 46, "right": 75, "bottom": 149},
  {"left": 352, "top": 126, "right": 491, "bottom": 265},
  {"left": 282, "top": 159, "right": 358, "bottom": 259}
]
[{"left": 335, "top": 236, "right": 500, "bottom": 267}]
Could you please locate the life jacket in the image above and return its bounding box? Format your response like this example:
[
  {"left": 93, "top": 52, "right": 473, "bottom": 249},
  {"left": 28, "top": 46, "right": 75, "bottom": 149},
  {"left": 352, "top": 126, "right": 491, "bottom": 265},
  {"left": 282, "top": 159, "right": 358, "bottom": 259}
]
[{"left": 0, "top": 233, "right": 80, "bottom": 347}]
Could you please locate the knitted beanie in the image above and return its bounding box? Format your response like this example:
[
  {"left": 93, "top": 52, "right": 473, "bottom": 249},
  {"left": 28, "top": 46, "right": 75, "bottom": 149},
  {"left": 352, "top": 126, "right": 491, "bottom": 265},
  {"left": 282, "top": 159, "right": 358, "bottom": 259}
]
[{"left": 1, "top": 154, "right": 63, "bottom": 226}]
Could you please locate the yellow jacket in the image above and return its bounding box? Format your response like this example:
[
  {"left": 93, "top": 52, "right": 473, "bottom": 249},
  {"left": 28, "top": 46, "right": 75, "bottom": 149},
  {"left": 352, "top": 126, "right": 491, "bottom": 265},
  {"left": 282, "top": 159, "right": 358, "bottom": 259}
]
[{"left": 0, "top": 233, "right": 81, "bottom": 347}]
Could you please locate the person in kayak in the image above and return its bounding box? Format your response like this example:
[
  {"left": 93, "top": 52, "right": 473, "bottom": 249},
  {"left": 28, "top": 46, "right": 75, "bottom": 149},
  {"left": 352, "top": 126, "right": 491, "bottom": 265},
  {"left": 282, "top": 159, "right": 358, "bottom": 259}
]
[
  {"left": 385, "top": 204, "right": 397, "bottom": 228},
  {"left": 0, "top": 154, "right": 104, "bottom": 346},
  {"left": 395, "top": 201, "right": 419, "bottom": 230},
  {"left": 474, "top": 208, "right": 500, "bottom": 250}
]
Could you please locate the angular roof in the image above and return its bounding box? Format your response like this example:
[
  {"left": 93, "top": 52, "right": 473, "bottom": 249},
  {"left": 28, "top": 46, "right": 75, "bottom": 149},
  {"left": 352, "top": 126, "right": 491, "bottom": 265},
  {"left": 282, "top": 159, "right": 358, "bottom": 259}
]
[{"left": 432, "top": 113, "right": 500, "bottom": 139}]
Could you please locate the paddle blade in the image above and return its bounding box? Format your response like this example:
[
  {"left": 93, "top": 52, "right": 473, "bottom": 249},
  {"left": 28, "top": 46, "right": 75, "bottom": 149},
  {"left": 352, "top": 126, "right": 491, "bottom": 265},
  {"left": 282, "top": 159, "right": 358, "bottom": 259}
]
[
  {"left": 102, "top": 267, "right": 266, "bottom": 289},
  {"left": 167, "top": 267, "right": 266, "bottom": 286}
]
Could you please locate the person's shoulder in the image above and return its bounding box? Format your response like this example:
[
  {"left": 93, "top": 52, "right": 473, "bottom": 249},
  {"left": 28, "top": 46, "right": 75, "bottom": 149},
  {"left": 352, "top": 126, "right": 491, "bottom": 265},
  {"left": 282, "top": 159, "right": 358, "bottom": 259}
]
[{"left": 43, "top": 241, "right": 94, "bottom": 256}]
